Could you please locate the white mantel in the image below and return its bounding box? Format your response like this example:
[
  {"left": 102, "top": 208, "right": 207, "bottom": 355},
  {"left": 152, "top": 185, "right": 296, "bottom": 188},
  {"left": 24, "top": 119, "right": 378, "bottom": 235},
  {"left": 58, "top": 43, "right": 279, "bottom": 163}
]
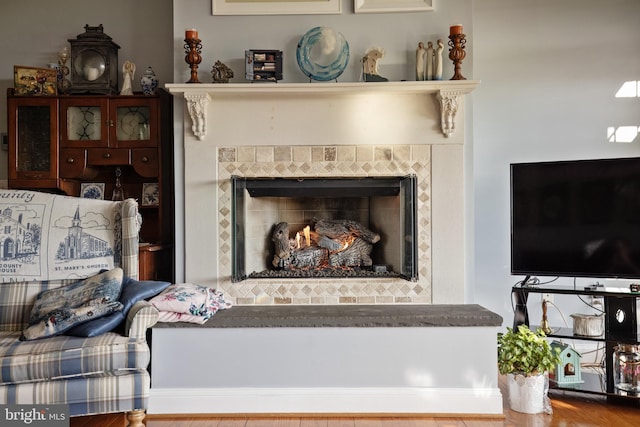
[{"left": 167, "top": 80, "right": 480, "bottom": 140}]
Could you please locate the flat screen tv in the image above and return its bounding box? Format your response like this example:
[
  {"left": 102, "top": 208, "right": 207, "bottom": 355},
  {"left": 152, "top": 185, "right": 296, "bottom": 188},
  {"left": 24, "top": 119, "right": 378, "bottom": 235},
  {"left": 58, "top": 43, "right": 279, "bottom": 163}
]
[{"left": 511, "top": 157, "right": 640, "bottom": 279}]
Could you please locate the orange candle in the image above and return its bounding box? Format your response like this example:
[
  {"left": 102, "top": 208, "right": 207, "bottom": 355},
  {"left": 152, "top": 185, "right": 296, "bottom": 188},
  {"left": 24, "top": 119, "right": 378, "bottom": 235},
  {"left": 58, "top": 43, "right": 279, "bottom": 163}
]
[
  {"left": 450, "top": 25, "right": 463, "bottom": 36},
  {"left": 185, "top": 28, "right": 198, "bottom": 40}
]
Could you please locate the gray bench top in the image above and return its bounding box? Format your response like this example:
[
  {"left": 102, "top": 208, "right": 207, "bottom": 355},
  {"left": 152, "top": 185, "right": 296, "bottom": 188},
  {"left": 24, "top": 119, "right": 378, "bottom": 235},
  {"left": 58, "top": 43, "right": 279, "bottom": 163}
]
[{"left": 153, "top": 304, "right": 503, "bottom": 328}]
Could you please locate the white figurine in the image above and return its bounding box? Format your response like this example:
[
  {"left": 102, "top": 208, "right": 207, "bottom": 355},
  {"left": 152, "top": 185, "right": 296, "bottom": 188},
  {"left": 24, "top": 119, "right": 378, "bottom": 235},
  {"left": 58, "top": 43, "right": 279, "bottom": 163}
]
[
  {"left": 120, "top": 60, "right": 136, "bottom": 95},
  {"left": 362, "top": 47, "right": 388, "bottom": 82},
  {"left": 435, "top": 39, "right": 444, "bottom": 81},
  {"left": 416, "top": 42, "right": 427, "bottom": 81},
  {"left": 426, "top": 41, "right": 435, "bottom": 80}
]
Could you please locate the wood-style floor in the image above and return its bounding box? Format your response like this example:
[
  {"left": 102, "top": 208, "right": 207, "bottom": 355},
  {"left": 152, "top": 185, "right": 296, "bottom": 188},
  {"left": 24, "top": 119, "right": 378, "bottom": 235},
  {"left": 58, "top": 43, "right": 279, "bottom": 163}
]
[{"left": 70, "top": 386, "right": 640, "bottom": 427}]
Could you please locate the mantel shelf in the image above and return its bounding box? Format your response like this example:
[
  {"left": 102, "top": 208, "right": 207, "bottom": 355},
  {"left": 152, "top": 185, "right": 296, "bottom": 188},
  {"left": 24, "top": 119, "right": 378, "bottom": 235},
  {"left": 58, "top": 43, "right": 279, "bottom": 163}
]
[{"left": 166, "top": 80, "right": 480, "bottom": 140}]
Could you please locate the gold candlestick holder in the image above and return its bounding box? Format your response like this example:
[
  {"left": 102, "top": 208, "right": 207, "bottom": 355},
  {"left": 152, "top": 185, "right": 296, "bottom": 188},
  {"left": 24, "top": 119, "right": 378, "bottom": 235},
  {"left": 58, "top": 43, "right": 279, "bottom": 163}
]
[
  {"left": 448, "top": 33, "right": 467, "bottom": 80},
  {"left": 184, "top": 37, "right": 202, "bottom": 83}
]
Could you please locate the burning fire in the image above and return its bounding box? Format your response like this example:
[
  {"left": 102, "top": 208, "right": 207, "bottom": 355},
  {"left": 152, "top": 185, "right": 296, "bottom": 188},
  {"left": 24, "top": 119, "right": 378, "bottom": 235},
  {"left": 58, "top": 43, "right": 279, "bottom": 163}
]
[
  {"left": 304, "top": 226, "right": 311, "bottom": 247},
  {"left": 295, "top": 225, "right": 312, "bottom": 249},
  {"left": 272, "top": 219, "right": 381, "bottom": 275},
  {"left": 340, "top": 235, "right": 355, "bottom": 251}
]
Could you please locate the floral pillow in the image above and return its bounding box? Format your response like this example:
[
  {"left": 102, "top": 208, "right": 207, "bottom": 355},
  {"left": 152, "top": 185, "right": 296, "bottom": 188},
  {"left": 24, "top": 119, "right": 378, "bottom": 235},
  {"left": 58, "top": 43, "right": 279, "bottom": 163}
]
[
  {"left": 149, "top": 283, "right": 230, "bottom": 324},
  {"left": 21, "top": 268, "right": 124, "bottom": 340}
]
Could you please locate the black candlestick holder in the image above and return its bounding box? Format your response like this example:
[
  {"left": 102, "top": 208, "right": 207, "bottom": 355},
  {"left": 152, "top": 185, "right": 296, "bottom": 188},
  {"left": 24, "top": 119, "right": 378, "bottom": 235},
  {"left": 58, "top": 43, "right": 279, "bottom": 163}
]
[
  {"left": 184, "top": 38, "right": 202, "bottom": 83},
  {"left": 448, "top": 34, "right": 467, "bottom": 80}
]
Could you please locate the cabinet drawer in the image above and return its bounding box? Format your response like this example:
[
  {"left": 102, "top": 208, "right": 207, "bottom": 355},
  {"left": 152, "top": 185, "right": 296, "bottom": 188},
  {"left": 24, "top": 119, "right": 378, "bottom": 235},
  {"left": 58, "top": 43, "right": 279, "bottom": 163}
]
[
  {"left": 60, "top": 149, "right": 88, "bottom": 178},
  {"left": 131, "top": 148, "right": 159, "bottom": 177},
  {"left": 87, "top": 148, "right": 130, "bottom": 165}
]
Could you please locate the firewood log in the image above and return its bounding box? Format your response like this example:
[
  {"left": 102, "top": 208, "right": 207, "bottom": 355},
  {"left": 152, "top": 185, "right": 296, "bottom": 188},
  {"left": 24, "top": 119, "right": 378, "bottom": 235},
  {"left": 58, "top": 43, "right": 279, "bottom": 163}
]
[
  {"left": 272, "top": 222, "right": 290, "bottom": 268},
  {"left": 316, "top": 235, "right": 343, "bottom": 251},
  {"left": 329, "top": 237, "right": 373, "bottom": 267},
  {"left": 290, "top": 246, "right": 329, "bottom": 269},
  {"left": 314, "top": 219, "right": 380, "bottom": 244}
]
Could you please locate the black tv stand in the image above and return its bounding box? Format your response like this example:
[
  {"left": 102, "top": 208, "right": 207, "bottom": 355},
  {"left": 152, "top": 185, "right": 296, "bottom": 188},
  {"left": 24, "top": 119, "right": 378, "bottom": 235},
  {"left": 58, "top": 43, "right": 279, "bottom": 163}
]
[{"left": 512, "top": 283, "right": 640, "bottom": 405}]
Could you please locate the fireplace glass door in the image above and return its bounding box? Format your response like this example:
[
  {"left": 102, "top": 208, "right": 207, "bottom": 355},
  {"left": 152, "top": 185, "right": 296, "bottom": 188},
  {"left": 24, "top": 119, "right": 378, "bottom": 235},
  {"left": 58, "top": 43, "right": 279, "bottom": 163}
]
[{"left": 231, "top": 175, "right": 417, "bottom": 282}]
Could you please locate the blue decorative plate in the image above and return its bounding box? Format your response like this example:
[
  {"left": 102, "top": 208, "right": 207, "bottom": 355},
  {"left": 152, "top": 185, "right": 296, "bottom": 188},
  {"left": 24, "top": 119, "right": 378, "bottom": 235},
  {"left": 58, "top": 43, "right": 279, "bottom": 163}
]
[{"left": 296, "top": 27, "right": 349, "bottom": 82}]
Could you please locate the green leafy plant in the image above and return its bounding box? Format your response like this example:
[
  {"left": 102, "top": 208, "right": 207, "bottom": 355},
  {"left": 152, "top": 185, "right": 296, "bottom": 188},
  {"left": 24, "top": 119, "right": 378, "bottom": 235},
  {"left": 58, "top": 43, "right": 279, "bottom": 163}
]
[{"left": 497, "top": 324, "right": 561, "bottom": 377}]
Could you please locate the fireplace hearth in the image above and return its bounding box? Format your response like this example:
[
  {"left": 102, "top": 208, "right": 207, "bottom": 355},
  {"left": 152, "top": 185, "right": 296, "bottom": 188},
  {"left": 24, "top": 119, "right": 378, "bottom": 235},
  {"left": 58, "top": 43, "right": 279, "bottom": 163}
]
[{"left": 231, "top": 176, "right": 417, "bottom": 282}]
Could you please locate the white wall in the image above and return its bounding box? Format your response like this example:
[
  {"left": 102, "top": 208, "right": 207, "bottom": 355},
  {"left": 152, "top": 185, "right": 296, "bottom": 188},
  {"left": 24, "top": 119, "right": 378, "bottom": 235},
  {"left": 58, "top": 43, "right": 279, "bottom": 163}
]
[
  {"left": 3, "top": 0, "right": 639, "bottom": 329},
  {"left": 473, "top": 0, "right": 640, "bottom": 327},
  {"left": 170, "top": 0, "right": 640, "bottom": 328},
  {"left": 172, "top": 0, "right": 472, "bottom": 84}
]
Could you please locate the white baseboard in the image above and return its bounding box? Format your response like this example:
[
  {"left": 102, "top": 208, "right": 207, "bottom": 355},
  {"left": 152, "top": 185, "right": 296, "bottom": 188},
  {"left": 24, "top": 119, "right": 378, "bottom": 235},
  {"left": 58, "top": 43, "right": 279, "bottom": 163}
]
[{"left": 149, "top": 387, "right": 503, "bottom": 415}]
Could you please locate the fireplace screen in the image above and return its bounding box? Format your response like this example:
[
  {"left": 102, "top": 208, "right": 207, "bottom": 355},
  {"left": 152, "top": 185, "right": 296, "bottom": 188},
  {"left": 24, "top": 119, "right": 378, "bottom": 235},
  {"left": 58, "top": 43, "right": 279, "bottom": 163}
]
[{"left": 231, "top": 176, "right": 417, "bottom": 282}]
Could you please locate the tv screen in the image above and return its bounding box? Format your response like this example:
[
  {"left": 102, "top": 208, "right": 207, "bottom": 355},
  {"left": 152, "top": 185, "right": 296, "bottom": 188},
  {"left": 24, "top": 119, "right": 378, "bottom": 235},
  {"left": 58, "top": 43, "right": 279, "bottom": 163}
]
[{"left": 511, "top": 157, "right": 640, "bottom": 279}]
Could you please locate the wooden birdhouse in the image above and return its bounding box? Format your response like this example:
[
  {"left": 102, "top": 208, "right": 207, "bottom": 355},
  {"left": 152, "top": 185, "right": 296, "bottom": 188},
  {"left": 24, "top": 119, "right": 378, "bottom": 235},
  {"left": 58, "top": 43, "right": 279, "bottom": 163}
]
[{"left": 550, "top": 341, "right": 583, "bottom": 385}]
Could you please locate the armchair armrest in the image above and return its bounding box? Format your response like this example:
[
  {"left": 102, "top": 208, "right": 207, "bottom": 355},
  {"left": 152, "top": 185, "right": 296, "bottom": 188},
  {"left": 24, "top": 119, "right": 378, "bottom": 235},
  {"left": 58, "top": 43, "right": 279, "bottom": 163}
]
[{"left": 126, "top": 301, "right": 159, "bottom": 340}]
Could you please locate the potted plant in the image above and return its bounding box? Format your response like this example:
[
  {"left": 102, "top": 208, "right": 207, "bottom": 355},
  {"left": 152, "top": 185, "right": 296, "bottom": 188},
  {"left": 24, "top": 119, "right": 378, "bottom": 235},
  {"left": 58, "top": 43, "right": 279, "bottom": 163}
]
[{"left": 497, "top": 324, "right": 561, "bottom": 414}]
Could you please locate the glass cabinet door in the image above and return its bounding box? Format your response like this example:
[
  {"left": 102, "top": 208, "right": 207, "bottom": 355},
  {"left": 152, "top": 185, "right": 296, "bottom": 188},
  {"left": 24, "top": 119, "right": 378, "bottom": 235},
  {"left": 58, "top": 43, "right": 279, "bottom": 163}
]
[
  {"left": 60, "top": 98, "right": 109, "bottom": 147},
  {"left": 8, "top": 97, "right": 58, "bottom": 186},
  {"left": 111, "top": 97, "right": 157, "bottom": 148}
]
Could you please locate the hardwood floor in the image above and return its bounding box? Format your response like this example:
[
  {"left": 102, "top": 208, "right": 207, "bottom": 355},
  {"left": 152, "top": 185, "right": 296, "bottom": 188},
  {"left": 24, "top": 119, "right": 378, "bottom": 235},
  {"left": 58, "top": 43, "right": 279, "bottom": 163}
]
[{"left": 70, "top": 388, "right": 640, "bottom": 427}]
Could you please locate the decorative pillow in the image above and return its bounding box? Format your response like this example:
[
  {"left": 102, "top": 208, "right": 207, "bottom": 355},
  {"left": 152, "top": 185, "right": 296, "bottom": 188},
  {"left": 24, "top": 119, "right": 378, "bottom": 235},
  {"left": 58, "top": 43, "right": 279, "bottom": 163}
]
[
  {"left": 150, "top": 283, "right": 212, "bottom": 315},
  {"left": 66, "top": 277, "right": 171, "bottom": 337},
  {"left": 21, "top": 268, "right": 124, "bottom": 340},
  {"left": 21, "top": 300, "right": 123, "bottom": 341},
  {"left": 28, "top": 268, "right": 124, "bottom": 324},
  {"left": 150, "top": 283, "right": 231, "bottom": 324}
]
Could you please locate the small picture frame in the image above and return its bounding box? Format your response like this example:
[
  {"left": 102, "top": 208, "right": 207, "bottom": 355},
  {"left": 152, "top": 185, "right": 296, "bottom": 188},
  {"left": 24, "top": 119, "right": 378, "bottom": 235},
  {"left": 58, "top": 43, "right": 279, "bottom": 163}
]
[
  {"left": 80, "top": 183, "right": 105, "bottom": 200},
  {"left": 213, "top": 0, "right": 341, "bottom": 15},
  {"left": 354, "top": 0, "right": 434, "bottom": 13},
  {"left": 142, "top": 183, "right": 160, "bottom": 206},
  {"left": 14, "top": 65, "right": 58, "bottom": 96}
]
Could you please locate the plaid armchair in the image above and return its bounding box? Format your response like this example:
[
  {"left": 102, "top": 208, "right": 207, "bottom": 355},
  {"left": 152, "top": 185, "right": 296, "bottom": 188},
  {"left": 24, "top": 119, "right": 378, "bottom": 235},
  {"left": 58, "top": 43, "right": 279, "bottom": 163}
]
[{"left": 0, "top": 190, "right": 159, "bottom": 427}]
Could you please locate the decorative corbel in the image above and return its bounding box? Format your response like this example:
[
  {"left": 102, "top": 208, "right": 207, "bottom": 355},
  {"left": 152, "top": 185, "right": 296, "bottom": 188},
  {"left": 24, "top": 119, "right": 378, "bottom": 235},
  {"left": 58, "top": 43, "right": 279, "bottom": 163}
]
[
  {"left": 436, "top": 90, "right": 461, "bottom": 138},
  {"left": 184, "top": 92, "right": 209, "bottom": 140}
]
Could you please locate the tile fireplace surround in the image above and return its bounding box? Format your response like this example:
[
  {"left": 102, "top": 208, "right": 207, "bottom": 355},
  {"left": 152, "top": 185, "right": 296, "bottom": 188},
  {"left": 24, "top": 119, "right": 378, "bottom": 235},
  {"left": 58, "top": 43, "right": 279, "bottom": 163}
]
[{"left": 168, "top": 81, "right": 479, "bottom": 305}]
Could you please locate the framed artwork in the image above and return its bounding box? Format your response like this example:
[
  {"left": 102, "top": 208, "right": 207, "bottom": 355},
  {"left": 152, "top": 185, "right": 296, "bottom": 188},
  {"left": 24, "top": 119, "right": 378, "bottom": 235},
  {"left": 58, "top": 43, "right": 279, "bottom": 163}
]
[
  {"left": 142, "top": 183, "right": 160, "bottom": 206},
  {"left": 14, "top": 66, "right": 58, "bottom": 96},
  {"left": 354, "top": 0, "right": 434, "bottom": 13},
  {"left": 212, "top": 0, "right": 341, "bottom": 15},
  {"left": 80, "top": 183, "right": 105, "bottom": 200}
]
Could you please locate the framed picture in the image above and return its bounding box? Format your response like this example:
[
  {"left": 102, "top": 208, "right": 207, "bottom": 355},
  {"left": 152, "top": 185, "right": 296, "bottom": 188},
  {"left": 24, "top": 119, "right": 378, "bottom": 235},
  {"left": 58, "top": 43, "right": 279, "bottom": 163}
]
[
  {"left": 80, "top": 183, "right": 105, "bottom": 200},
  {"left": 212, "top": 0, "right": 341, "bottom": 15},
  {"left": 354, "top": 0, "right": 434, "bottom": 13},
  {"left": 142, "top": 183, "right": 160, "bottom": 206},
  {"left": 14, "top": 66, "right": 58, "bottom": 96}
]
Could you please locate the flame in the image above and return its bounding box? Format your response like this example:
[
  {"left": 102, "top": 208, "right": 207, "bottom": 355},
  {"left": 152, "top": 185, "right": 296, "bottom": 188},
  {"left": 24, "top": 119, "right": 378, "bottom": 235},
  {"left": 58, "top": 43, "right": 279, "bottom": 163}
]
[
  {"left": 295, "top": 232, "right": 301, "bottom": 249},
  {"left": 340, "top": 235, "right": 356, "bottom": 251},
  {"left": 303, "top": 226, "right": 311, "bottom": 247}
]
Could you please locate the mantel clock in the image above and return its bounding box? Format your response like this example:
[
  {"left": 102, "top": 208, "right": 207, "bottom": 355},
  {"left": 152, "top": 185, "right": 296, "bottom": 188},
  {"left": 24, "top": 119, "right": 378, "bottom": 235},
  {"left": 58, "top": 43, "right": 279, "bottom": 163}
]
[{"left": 68, "top": 24, "right": 120, "bottom": 94}]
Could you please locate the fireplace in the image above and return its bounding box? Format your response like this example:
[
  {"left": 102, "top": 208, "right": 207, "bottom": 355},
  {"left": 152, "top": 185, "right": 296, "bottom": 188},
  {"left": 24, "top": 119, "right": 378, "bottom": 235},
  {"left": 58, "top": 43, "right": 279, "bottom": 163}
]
[
  {"left": 168, "top": 81, "right": 478, "bottom": 304},
  {"left": 231, "top": 175, "right": 418, "bottom": 282}
]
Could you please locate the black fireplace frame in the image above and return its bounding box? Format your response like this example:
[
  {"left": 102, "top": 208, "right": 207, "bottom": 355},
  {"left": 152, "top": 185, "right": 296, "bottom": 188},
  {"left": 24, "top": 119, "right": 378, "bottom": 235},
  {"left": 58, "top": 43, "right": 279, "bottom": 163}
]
[{"left": 231, "top": 175, "right": 418, "bottom": 282}]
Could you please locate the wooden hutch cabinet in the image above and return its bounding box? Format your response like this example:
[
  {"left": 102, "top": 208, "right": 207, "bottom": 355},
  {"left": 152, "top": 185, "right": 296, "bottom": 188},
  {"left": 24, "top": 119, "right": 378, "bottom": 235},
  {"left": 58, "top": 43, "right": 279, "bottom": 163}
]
[
  {"left": 7, "top": 89, "right": 174, "bottom": 282},
  {"left": 7, "top": 96, "right": 59, "bottom": 188}
]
